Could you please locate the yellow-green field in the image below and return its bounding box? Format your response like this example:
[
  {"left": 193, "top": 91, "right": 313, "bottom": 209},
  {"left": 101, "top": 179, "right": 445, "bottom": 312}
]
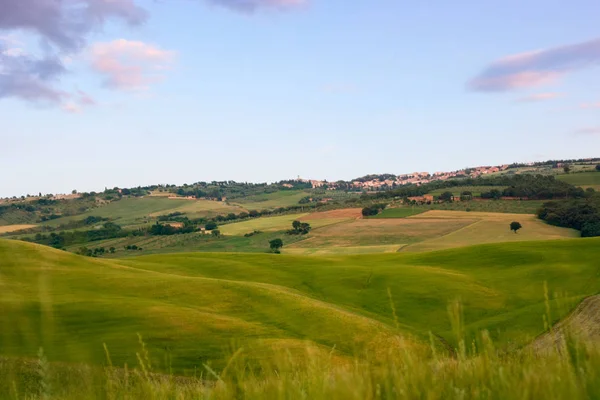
[
  {"left": 402, "top": 211, "right": 579, "bottom": 252},
  {"left": 149, "top": 199, "right": 245, "bottom": 218},
  {"left": 284, "top": 244, "right": 404, "bottom": 255},
  {"left": 219, "top": 213, "right": 350, "bottom": 235},
  {"left": 427, "top": 186, "right": 506, "bottom": 196},
  {"left": 0, "top": 224, "right": 36, "bottom": 234},
  {"left": 557, "top": 171, "right": 600, "bottom": 191},
  {"left": 2, "top": 237, "right": 600, "bottom": 375},
  {"left": 231, "top": 190, "right": 311, "bottom": 210},
  {"left": 288, "top": 216, "right": 476, "bottom": 249}
]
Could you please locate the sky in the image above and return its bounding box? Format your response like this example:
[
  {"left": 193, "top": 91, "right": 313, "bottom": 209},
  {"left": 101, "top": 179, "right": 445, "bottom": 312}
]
[{"left": 1, "top": 0, "right": 599, "bottom": 197}]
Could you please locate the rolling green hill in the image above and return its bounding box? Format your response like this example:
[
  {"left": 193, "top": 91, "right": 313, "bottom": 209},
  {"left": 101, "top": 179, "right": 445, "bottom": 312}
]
[{"left": 2, "top": 237, "right": 600, "bottom": 375}]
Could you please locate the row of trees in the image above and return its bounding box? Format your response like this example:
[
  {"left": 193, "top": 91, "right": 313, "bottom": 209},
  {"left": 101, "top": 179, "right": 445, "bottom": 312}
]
[
  {"left": 537, "top": 195, "right": 600, "bottom": 237},
  {"left": 367, "top": 175, "right": 587, "bottom": 201}
]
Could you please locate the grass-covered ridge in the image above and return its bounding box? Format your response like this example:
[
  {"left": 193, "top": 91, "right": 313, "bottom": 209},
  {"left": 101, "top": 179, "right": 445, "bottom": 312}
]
[{"left": 2, "top": 238, "right": 600, "bottom": 376}]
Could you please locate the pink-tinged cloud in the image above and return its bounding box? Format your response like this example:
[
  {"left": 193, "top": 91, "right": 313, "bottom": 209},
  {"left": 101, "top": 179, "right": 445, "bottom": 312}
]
[
  {"left": 516, "top": 92, "right": 561, "bottom": 102},
  {"left": 0, "top": 0, "right": 147, "bottom": 107},
  {"left": 580, "top": 102, "right": 600, "bottom": 109},
  {"left": 574, "top": 127, "right": 600, "bottom": 135},
  {"left": 469, "top": 37, "right": 600, "bottom": 92},
  {"left": 90, "top": 39, "right": 175, "bottom": 90},
  {"left": 208, "top": 0, "right": 307, "bottom": 12}
]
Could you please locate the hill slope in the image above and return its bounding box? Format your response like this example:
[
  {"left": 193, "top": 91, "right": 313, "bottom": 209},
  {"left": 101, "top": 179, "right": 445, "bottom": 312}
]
[{"left": 1, "top": 238, "right": 600, "bottom": 373}]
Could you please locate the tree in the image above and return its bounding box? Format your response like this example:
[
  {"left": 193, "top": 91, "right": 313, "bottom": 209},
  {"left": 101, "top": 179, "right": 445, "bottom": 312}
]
[
  {"left": 582, "top": 221, "right": 600, "bottom": 237},
  {"left": 563, "top": 165, "right": 571, "bottom": 174},
  {"left": 71, "top": 189, "right": 77, "bottom": 195},
  {"left": 510, "top": 221, "right": 522, "bottom": 233},
  {"left": 596, "top": 164, "right": 600, "bottom": 172},
  {"left": 288, "top": 221, "right": 311, "bottom": 235},
  {"left": 269, "top": 238, "right": 283, "bottom": 253},
  {"left": 438, "top": 192, "right": 454, "bottom": 202},
  {"left": 211, "top": 229, "right": 221, "bottom": 237},
  {"left": 205, "top": 221, "right": 218, "bottom": 230},
  {"left": 109, "top": 247, "right": 116, "bottom": 254}
]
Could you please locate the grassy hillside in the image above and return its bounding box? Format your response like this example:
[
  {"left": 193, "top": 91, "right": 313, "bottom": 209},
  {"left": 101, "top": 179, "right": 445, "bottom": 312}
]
[
  {"left": 2, "top": 238, "right": 600, "bottom": 376},
  {"left": 427, "top": 186, "right": 506, "bottom": 196},
  {"left": 557, "top": 171, "right": 600, "bottom": 190},
  {"left": 231, "top": 190, "right": 311, "bottom": 210},
  {"left": 40, "top": 197, "right": 245, "bottom": 229},
  {"left": 401, "top": 211, "right": 579, "bottom": 252}
]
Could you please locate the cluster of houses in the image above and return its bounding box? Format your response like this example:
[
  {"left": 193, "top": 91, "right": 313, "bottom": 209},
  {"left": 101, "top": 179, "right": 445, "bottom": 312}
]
[{"left": 297, "top": 165, "right": 510, "bottom": 190}]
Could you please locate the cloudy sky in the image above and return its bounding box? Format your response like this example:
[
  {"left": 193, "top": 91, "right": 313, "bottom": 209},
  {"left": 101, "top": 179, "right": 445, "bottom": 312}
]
[{"left": 1, "top": 0, "right": 599, "bottom": 196}]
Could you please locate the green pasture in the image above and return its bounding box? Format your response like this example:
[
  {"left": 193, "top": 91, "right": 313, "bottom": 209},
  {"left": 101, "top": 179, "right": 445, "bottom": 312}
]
[
  {"left": 426, "top": 186, "right": 506, "bottom": 197},
  {"left": 3, "top": 237, "right": 600, "bottom": 375},
  {"left": 230, "top": 190, "right": 311, "bottom": 210},
  {"left": 557, "top": 171, "right": 600, "bottom": 190},
  {"left": 371, "top": 208, "right": 426, "bottom": 218}
]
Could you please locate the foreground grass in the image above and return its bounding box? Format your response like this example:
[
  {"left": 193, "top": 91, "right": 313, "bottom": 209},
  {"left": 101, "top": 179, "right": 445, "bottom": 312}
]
[{"left": 2, "top": 330, "right": 600, "bottom": 399}]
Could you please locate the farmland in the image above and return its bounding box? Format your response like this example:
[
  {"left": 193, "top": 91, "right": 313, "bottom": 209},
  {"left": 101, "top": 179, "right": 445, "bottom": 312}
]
[
  {"left": 557, "top": 171, "right": 600, "bottom": 190},
  {"left": 2, "top": 238, "right": 600, "bottom": 379},
  {"left": 230, "top": 190, "right": 312, "bottom": 210},
  {"left": 427, "top": 186, "right": 506, "bottom": 197}
]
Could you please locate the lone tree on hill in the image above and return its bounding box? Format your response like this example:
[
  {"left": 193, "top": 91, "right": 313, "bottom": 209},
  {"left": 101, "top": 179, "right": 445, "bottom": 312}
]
[
  {"left": 563, "top": 165, "right": 571, "bottom": 174},
  {"left": 510, "top": 221, "right": 522, "bottom": 233},
  {"left": 269, "top": 238, "right": 283, "bottom": 253}
]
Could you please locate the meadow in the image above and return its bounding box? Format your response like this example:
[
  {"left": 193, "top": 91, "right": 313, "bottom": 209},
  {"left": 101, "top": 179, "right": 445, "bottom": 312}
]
[
  {"left": 2, "top": 237, "right": 600, "bottom": 396},
  {"left": 230, "top": 190, "right": 311, "bottom": 210},
  {"left": 370, "top": 207, "right": 426, "bottom": 218},
  {"left": 557, "top": 171, "right": 600, "bottom": 190},
  {"left": 427, "top": 186, "right": 505, "bottom": 197},
  {"left": 413, "top": 199, "right": 547, "bottom": 214}
]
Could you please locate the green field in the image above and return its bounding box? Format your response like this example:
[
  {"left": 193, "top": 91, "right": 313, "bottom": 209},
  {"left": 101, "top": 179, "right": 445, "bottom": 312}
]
[
  {"left": 371, "top": 207, "right": 426, "bottom": 218},
  {"left": 414, "top": 199, "right": 546, "bottom": 214},
  {"left": 2, "top": 237, "right": 600, "bottom": 376},
  {"left": 557, "top": 171, "right": 600, "bottom": 190},
  {"left": 427, "top": 186, "right": 506, "bottom": 197},
  {"left": 230, "top": 190, "right": 311, "bottom": 210},
  {"left": 39, "top": 197, "right": 245, "bottom": 228},
  {"left": 402, "top": 211, "right": 579, "bottom": 252}
]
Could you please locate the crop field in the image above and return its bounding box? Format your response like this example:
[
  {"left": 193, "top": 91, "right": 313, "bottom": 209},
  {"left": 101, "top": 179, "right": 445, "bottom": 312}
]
[
  {"left": 288, "top": 217, "right": 475, "bottom": 249},
  {"left": 284, "top": 244, "right": 403, "bottom": 255},
  {"left": 231, "top": 190, "right": 311, "bottom": 210},
  {"left": 414, "top": 199, "right": 547, "bottom": 214},
  {"left": 557, "top": 172, "right": 600, "bottom": 190},
  {"left": 218, "top": 213, "right": 350, "bottom": 236},
  {"left": 0, "top": 224, "right": 36, "bottom": 234},
  {"left": 2, "top": 237, "right": 600, "bottom": 378},
  {"left": 402, "top": 211, "right": 579, "bottom": 252},
  {"left": 149, "top": 199, "right": 245, "bottom": 218},
  {"left": 40, "top": 197, "right": 182, "bottom": 227},
  {"left": 39, "top": 197, "right": 247, "bottom": 228},
  {"left": 427, "top": 186, "right": 506, "bottom": 197},
  {"left": 371, "top": 207, "right": 426, "bottom": 218}
]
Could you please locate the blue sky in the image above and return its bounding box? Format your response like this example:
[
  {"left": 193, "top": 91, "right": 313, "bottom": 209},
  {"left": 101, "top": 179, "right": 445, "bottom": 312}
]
[{"left": 1, "top": 0, "right": 599, "bottom": 197}]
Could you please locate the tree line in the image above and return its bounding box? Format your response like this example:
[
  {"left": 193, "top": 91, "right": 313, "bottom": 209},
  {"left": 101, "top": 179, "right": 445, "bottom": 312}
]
[{"left": 537, "top": 193, "right": 600, "bottom": 237}]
